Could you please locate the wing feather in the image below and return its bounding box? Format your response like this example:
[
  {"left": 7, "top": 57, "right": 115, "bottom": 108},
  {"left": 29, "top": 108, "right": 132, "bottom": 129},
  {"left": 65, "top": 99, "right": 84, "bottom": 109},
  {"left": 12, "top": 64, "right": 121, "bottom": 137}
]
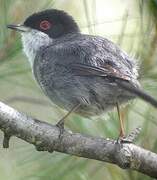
[{"left": 70, "top": 63, "right": 131, "bottom": 81}]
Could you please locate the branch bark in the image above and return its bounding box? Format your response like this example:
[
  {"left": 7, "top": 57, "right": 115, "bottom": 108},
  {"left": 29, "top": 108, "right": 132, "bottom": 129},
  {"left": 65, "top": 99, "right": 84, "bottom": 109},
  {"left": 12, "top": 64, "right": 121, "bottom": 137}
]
[{"left": 0, "top": 101, "right": 157, "bottom": 178}]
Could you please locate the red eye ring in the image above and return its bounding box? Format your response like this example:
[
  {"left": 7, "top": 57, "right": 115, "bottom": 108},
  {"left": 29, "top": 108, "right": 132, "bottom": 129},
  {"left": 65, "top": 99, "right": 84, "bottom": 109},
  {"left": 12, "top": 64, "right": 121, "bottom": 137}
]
[{"left": 40, "top": 20, "right": 51, "bottom": 30}]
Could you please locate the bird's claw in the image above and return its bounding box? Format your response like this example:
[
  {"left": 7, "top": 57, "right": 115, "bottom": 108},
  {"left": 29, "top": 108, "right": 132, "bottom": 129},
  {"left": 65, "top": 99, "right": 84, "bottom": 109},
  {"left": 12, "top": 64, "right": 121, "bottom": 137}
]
[
  {"left": 116, "top": 127, "right": 142, "bottom": 144},
  {"left": 56, "top": 119, "right": 65, "bottom": 139}
]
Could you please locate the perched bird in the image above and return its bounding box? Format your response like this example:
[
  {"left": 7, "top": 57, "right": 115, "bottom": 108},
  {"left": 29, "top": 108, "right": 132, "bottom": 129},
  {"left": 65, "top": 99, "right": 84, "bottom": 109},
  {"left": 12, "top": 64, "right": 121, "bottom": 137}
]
[{"left": 7, "top": 9, "right": 157, "bottom": 138}]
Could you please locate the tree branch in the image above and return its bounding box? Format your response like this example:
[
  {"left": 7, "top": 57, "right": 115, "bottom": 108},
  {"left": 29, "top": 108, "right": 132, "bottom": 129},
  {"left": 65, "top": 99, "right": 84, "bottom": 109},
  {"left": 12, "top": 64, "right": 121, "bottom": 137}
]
[{"left": 0, "top": 101, "right": 157, "bottom": 178}]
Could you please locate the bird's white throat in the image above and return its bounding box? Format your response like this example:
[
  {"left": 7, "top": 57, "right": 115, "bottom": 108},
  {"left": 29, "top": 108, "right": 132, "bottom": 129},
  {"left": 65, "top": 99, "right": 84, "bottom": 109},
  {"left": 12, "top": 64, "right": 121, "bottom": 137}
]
[{"left": 21, "top": 30, "right": 52, "bottom": 67}]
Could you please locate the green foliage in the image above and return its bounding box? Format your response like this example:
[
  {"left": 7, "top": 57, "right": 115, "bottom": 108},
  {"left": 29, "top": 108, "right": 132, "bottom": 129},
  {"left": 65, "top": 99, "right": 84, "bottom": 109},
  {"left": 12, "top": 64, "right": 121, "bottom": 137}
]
[{"left": 0, "top": 0, "right": 157, "bottom": 179}]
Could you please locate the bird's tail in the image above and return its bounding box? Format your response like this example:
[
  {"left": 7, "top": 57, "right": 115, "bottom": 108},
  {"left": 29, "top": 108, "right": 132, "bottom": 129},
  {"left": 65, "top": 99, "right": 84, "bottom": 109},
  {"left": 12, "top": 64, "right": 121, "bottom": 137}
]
[{"left": 116, "top": 79, "right": 157, "bottom": 108}]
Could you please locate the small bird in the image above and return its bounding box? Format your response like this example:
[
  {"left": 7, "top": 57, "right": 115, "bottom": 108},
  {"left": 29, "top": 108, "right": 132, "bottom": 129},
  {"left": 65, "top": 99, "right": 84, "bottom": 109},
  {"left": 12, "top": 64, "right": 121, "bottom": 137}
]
[{"left": 7, "top": 9, "right": 157, "bottom": 139}]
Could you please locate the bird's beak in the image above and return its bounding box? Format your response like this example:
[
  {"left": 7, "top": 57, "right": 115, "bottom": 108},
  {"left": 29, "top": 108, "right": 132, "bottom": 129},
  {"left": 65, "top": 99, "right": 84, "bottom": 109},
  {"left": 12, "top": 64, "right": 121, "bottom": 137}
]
[{"left": 7, "top": 24, "right": 30, "bottom": 32}]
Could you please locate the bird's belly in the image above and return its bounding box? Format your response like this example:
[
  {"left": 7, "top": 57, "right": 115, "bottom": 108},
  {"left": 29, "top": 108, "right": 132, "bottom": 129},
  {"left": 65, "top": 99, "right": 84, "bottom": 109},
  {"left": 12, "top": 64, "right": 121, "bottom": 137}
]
[{"left": 38, "top": 74, "right": 135, "bottom": 117}]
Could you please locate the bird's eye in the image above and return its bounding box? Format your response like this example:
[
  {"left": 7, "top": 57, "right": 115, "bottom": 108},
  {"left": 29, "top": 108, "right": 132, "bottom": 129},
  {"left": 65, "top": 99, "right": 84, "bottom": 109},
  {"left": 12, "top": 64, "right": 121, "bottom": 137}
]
[{"left": 39, "top": 20, "right": 51, "bottom": 30}]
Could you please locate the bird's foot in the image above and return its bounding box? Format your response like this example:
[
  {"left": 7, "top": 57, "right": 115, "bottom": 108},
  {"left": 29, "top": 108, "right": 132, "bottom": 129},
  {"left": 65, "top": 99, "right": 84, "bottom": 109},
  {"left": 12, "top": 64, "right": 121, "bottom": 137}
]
[
  {"left": 116, "top": 127, "right": 141, "bottom": 144},
  {"left": 35, "top": 119, "right": 65, "bottom": 152},
  {"left": 56, "top": 118, "right": 65, "bottom": 139},
  {"left": 3, "top": 132, "right": 11, "bottom": 148}
]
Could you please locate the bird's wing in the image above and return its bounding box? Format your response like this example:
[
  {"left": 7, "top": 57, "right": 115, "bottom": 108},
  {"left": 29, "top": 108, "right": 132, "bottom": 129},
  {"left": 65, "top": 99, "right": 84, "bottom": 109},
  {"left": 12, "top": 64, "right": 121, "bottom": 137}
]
[
  {"left": 70, "top": 63, "right": 131, "bottom": 81},
  {"left": 64, "top": 34, "right": 138, "bottom": 82}
]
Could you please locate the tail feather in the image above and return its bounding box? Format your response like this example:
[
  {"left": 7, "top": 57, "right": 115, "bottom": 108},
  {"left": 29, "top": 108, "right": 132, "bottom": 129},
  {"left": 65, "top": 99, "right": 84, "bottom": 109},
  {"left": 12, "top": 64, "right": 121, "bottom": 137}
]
[{"left": 116, "top": 79, "right": 157, "bottom": 108}]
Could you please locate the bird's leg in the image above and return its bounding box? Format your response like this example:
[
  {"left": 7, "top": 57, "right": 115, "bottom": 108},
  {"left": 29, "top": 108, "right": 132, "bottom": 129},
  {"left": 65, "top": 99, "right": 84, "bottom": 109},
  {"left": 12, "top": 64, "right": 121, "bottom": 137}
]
[
  {"left": 116, "top": 102, "right": 140, "bottom": 143},
  {"left": 116, "top": 102, "right": 125, "bottom": 138},
  {"left": 56, "top": 103, "right": 80, "bottom": 137}
]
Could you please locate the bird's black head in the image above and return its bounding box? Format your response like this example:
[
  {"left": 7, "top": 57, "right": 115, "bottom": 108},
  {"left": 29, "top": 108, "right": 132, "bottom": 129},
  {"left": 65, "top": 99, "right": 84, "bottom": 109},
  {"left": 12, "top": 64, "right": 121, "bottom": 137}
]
[
  {"left": 24, "top": 9, "right": 80, "bottom": 38},
  {"left": 8, "top": 9, "right": 80, "bottom": 39}
]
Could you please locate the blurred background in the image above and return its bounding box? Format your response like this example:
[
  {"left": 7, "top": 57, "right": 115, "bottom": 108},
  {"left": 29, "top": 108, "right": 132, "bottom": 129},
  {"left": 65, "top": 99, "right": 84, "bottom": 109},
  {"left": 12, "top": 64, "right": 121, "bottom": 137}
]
[{"left": 0, "top": 0, "right": 157, "bottom": 179}]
